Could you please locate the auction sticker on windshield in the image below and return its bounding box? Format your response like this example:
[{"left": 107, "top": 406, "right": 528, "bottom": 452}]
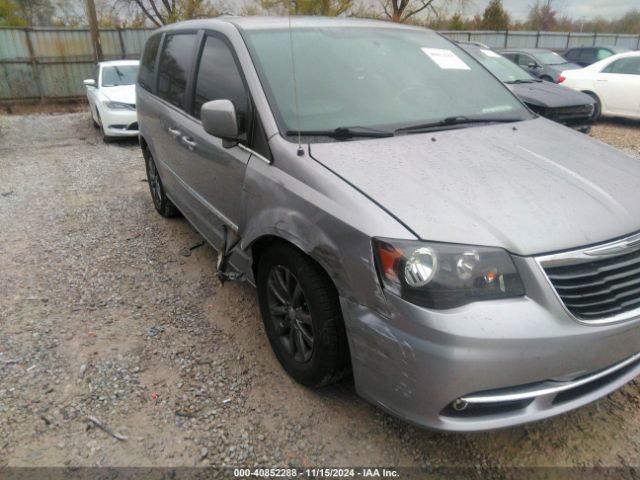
[{"left": 421, "top": 48, "right": 470, "bottom": 70}]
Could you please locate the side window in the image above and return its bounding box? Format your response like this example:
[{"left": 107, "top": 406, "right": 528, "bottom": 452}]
[
  {"left": 157, "top": 33, "right": 197, "bottom": 109},
  {"left": 193, "top": 36, "right": 249, "bottom": 129},
  {"left": 564, "top": 49, "right": 577, "bottom": 61},
  {"left": 518, "top": 54, "right": 535, "bottom": 67},
  {"left": 603, "top": 58, "right": 640, "bottom": 75},
  {"left": 193, "top": 35, "right": 270, "bottom": 158},
  {"left": 579, "top": 49, "right": 597, "bottom": 63},
  {"left": 139, "top": 34, "right": 161, "bottom": 93},
  {"left": 596, "top": 49, "right": 612, "bottom": 61}
]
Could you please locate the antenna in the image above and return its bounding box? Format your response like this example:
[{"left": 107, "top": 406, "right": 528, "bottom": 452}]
[{"left": 288, "top": 3, "right": 304, "bottom": 157}]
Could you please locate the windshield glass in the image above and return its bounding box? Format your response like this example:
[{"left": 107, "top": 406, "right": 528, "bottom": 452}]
[
  {"left": 101, "top": 65, "right": 139, "bottom": 87},
  {"left": 464, "top": 46, "right": 534, "bottom": 82},
  {"left": 242, "top": 27, "right": 530, "bottom": 137},
  {"left": 534, "top": 51, "right": 567, "bottom": 65}
]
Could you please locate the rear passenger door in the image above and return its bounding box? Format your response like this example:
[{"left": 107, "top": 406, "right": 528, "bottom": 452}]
[
  {"left": 170, "top": 32, "right": 269, "bottom": 248},
  {"left": 153, "top": 32, "right": 199, "bottom": 207}
]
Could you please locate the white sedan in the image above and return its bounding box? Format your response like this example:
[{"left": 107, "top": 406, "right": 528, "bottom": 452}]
[
  {"left": 559, "top": 51, "right": 640, "bottom": 121},
  {"left": 83, "top": 60, "right": 140, "bottom": 142}
]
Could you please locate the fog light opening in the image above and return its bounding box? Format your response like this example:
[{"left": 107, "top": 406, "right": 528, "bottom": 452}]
[{"left": 452, "top": 399, "right": 468, "bottom": 411}]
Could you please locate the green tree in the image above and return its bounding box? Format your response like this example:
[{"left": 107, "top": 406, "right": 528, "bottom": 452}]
[
  {"left": 480, "top": 0, "right": 509, "bottom": 30},
  {"left": 0, "top": 0, "right": 27, "bottom": 25},
  {"left": 447, "top": 12, "right": 465, "bottom": 30},
  {"left": 261, "top": 0, "right": 353, "bottom": 16}
]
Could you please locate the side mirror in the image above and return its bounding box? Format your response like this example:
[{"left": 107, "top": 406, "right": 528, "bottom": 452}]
[
  {"left": 201, "top": 99, "right": 238, "bottom": 148},
  {"left": 83, "top": 78, "right": 96, "bottom": 87}
]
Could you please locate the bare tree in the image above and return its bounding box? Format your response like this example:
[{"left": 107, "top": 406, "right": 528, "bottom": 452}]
[
  {"left": 527, "top": 0, "right": 557, "bottom": 31},
  {"left": 119, "top": 0, "right": 220, "bottom": 26},
  {"left": 380, "top": 0, "right": 438, "bottom": 23},
  {"left": 261, "top": 0, "right": 353, "bottom": 16}
]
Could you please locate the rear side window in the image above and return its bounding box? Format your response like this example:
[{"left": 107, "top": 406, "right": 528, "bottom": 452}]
[
  {"left": 139, "top": 34, "right": 161, "bottom": 92},
  {"left": 603, "top": 57, "right": 640, "bottom": 75},
  {"left": 193, "top": 35, "right": 249, "bottom": 130},
  {"left": 564, "top": 49, "right": 578, "bottom": 61},
  {"left": 157, "top": 33, "right": 197, "bottom": 109}
]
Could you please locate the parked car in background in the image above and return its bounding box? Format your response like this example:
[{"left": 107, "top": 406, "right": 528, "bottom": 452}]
[
  {"left": 459, "top": 42, "right": 594, "bottom": 132},
  {"left": 560, "top": 51, "right": 640, "bottom": 120},
  {"left": 84, "top": 60, "right": 140, "bottom": 142},
  {"left": 500, "top": 48, "right": 581, "bottom": 83},
  {"left": 563, "top": 46, "right": 631, "bottom": 68},
  {"left": 138, "top": 17, "right": 640, "bottom": 432}
]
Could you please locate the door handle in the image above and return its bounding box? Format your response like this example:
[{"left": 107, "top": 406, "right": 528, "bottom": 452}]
[
  {"left": 168, "top": 126, "right": 181, "bottom": 138},
  {"left": 596, "top": 79, "right": 608, "bottom": 82},
  {"left": 181, "top": 136, "right": 197, "bottom": 151}
]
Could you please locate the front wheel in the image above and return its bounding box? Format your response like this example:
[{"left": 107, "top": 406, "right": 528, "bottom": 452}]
[{"left": 257, "top": 243, "right": 350, "bottom": 388}]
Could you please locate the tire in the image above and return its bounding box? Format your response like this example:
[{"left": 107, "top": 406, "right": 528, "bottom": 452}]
[
  {"left": 584, "top": 92, "right": 602, "bottom": 122},
  {"left": 143, "top": 147, "right": 180, "bottom": 218},
  {"left": 257, "top": 242, "right": 350, "bottom": 388},
  {"left": 96, "top": 111, "right": 114, "bottom": 143},
  {"left": 540, "top": 75, "right": 554, "bottom": 83}
]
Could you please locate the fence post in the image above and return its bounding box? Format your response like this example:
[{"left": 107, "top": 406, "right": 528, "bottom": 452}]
[
  {"left": 566, "top": 31, "right": 571, "bottom": 49},
  {"left": 637, "top": 35, "right": 640, "bottom": 50},
  {"left": 535, "top": 31, "right": 540, "bottom": 48},
  {"left": 614, "top": 34, "right": 619, "bottom": 46},
  {"left": 24, "top": 28, "right": 44, "bottom": 103},
  {"left": 117, "top": 28, "right": 127, "bottom": 59},
  {"left": 504, "top": 29, "right": 508, "bottom": 48},
  {"left": 593, "top": 33, "right": 597, "bottom": 46}
]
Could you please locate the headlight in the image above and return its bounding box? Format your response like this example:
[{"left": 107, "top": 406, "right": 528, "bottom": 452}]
[
  {"left": 104, "top": 101, "right": 135, "bottom": 111},
  {"left": 373, "top": 238, "right": 525, "bottom": 309}
]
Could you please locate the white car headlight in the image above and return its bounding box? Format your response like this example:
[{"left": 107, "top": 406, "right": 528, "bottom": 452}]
[{"left": 104, "top": 101, "right": 135, "bottom": 111}]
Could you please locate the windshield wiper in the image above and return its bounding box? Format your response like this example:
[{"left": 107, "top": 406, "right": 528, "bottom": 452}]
[
  {"left": 395, "top": 115, "right": 522, "bottom": 134},
  {"left": 504, "top": 79, "right": 535, "bottom": 84},
  {"left": 286, "top": 126, "right": 394, "bottom": 140}
]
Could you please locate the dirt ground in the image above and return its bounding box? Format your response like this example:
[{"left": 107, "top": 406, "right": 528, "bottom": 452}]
[{"left": 1, "top": 111, "right": 640, "bottom": 472}]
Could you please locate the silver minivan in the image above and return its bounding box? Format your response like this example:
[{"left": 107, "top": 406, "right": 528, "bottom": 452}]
[{"left": 136, "top": 17, "right": 640, "bottom": 432}]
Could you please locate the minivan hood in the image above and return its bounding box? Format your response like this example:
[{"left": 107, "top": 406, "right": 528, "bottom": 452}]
[
  {"left": 508, "top": 81, "right": 594, "bottom": 108},
  {"left": 309, "top": 117, "right": 640, "bottom": 256},
  {"left": 102, "top": 85, "right": 136, "bottom": 105}
]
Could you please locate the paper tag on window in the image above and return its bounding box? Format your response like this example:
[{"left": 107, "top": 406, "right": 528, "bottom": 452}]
[
  {"left": 481, "top": 49, "right": 501, "bottom": 58},
  {"left": 421, "top": 48, "right": 470, "bottom": 70}
]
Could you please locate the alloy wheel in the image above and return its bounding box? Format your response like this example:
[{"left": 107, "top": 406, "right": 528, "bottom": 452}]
[{"left": 266, "top": 265, "right": 314, "bottom": 363}]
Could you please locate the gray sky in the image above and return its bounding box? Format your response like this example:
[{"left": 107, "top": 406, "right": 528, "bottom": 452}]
[{"left": 471, "top": 0, "right": 638, "bottom": 21}]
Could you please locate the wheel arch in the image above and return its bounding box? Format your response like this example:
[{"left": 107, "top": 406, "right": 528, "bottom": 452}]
[
  {"left": 581, "top": 90, "right": 603, "bottom": 117},
  {"left": 245, "top": 232, "right": 349, "bottom": 299}
]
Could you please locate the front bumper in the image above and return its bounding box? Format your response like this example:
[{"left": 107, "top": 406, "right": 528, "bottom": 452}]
[
  {"left": 341, "top": 255, "right": 640, "bottom": 431},
  {"left": 101, "top": 108, "right": 138, "bottom": 137}
]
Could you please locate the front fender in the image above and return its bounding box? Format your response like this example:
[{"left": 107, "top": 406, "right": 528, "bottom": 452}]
[{"left": 241, "top": 206, "right": 350, "bottom": 298}]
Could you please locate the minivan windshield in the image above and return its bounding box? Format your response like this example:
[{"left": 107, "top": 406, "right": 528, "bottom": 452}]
[
  {"left": 242, "top": 27, "right": 531, "bottom": 139},
  {"left": 102, "top": 65, "right": 139, "bottom": 87},
  {"left": 463, "top": 46, "right": 536, "bottom": 83}
]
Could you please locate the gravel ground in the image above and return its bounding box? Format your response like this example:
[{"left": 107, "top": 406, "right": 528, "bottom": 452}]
[{"left": 0, "top": 112, "right": 639, "bottom": 471}]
